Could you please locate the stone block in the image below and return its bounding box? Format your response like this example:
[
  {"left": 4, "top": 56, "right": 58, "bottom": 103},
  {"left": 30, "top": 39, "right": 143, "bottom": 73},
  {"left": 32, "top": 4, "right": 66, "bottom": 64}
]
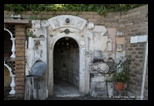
[
  {"left": 91, "top": 75, "right": 105, "bottom": 82},
  {"left": 116, "top": 51, "right": 125, "bottom": 59},
  {"left": 32, "top": 20, "right": 41, "bottom": 28},
  {"left": 107, "top": 28, "right": 116, "bottom": 51},
  {"left": 116, "top": 37, "right": 125, "bottom": 44},
  {"left": 116, "top": 44, "right": 123, "bottom": 52}
]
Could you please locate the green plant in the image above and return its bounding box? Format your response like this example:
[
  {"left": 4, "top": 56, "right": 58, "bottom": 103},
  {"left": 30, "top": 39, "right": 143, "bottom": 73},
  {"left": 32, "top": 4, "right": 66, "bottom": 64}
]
[
  {"left": 113, "top": 56, "right": 131, "bottom": 83},
  {"left": 4, "top": 4, "right": 146, "bottom": 15},
  {"left": 27, "top": 31, "right": 36, "bottom": 38}
]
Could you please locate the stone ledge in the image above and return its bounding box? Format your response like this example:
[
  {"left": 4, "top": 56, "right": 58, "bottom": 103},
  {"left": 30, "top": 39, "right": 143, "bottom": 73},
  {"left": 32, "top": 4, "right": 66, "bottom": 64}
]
[{"left": 4, "top": 19, "right": 31, "bottom": 25}]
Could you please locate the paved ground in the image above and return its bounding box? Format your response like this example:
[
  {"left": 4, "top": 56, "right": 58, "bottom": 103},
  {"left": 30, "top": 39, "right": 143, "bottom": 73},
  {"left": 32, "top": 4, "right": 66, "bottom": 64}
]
[
  {"left": 46, "top": 95, "right": 131, "bottom": 100},
  {"left": 45, "top": 81, "right": 133, "bottom": 100}
]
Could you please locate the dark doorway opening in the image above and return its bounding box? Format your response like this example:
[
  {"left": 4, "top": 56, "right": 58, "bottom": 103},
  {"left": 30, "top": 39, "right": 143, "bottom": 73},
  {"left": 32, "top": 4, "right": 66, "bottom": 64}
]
[{"left": 53, "top": 37, "right": 80, "bottom": 97}]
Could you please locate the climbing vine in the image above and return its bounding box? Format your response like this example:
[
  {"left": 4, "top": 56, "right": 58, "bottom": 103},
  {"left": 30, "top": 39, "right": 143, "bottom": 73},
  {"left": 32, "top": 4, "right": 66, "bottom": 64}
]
[{"left": 4, "top": 4, "right": 146, "bottom": 15}]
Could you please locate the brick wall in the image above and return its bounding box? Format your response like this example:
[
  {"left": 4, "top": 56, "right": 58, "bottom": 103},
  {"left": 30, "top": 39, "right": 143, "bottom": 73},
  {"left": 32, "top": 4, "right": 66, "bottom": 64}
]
[
  {"left": 4, "top": 4, "right": 148, "bottom": 99},
  {"left": 14, "top": 24, "right": 26, "bottom": 99},
  {"left": 124, "top": 5, "right": 148, "bottom": 99}
]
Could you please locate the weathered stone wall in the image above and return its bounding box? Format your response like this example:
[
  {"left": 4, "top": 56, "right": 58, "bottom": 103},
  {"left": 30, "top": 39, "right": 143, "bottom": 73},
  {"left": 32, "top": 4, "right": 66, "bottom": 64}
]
[{"left": 4, "top": 4, "right": 148, "bottom": 99}]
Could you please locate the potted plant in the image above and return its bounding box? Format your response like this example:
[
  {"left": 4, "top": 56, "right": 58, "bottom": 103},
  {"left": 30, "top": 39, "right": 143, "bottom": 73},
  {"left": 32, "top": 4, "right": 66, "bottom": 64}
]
[{"left": 113, "top": 56, "right": 131, "bottom": 91}]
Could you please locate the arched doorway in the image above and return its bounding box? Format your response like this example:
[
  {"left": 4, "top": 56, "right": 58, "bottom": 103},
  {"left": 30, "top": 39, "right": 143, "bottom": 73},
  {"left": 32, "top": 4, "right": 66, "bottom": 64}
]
[
  {"left": 53, "top": 37, "right": 80, "bottom": 97},
  {"left": 47, "top": 15, "right": 89, "bottom": 97}
]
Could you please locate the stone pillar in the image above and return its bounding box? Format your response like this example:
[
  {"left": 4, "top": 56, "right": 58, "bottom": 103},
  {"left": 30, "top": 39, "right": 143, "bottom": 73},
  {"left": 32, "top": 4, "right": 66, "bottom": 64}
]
[{"left": 15, "top": 24, "right": 26, "bottom": 99}]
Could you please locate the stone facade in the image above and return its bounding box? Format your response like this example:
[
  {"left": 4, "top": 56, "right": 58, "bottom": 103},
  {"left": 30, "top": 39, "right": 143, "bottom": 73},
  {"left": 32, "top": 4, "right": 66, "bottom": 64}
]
[{"left": 4, "top": 4, "right": 148, "bottom": 100}]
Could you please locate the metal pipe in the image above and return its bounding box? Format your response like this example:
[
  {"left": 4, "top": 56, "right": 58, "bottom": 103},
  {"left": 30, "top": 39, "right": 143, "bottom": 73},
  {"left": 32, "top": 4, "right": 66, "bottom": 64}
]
[{"left": 140, "top": 41, "right": 148, "bottom": 100}]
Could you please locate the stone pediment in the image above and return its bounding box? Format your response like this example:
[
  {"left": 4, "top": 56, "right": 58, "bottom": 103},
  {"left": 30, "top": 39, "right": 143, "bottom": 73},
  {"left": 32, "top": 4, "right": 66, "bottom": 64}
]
[{"left": 48, "top": 15, "right": 87, "bottom": 30}]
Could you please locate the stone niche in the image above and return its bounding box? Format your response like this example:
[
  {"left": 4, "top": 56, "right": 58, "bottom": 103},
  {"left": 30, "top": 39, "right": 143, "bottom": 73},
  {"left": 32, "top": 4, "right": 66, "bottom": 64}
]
[{"left": 25, "top": 15, "right": 126, "bottom": 99}]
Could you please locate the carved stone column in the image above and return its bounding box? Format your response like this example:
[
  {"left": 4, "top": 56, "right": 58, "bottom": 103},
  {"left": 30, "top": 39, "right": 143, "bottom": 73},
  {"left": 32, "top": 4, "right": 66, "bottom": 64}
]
[{"left": 9, "top": 75, "right": 16, "bottom": 94}]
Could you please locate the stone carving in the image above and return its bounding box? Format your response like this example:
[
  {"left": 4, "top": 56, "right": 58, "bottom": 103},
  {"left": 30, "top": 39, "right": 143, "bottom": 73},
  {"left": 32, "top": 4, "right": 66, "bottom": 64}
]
[
  {"left": 107, "top": 38, "right": 112, "bottom": 51},
  {"left": 32, "top": 20, "right": 41, "bottom": 28},
  {"left": 48, "top": 15, "right": 87, "bottom": 30},
  {"left": 117, "top": 44, "right": 123, "bottom": 52},
  {"left": 106, "top": 57, "right": 117, "bottom": 73},
  {"left": 76, "top": 20, "right": 83, "bottom": 28},
  {"left": 116, "top": 32, "right": 124, "bottom": 36},
  {"left": 87, "top": 22, "right": 94, "bottom": 30},
  {"left": 65, "top": 18, "right": 70, "bottom": 23},
  {"left": 93, "top": 50, "right": 102, "bottom": 62},
  {"left": 53, "top": 19, "right": 60, "bottom": 28},
  {"left": 93, "top": 26, "right": 107, "bottom": 36},
  {"left": 98, "top": 62, "right": 109, "bottom": 74},
  {"left": 41, "top": 20, "right": 49, "bottom": 28}
]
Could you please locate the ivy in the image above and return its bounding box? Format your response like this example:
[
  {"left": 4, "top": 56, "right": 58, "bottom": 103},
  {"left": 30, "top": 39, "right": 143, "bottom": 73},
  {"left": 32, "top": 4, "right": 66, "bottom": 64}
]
[{"left": 4, "top": 4, "right": 146, "bottom": 15}]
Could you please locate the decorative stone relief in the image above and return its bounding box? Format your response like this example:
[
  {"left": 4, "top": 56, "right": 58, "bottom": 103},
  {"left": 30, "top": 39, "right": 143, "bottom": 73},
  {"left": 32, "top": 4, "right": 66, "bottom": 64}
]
[
  {"left": 106, "top": 57, "right": 116, "bottom": 73},
  {"left": 32, "top": 20, "right": 41, "bottom": 28},
  {"left": 116, "top": 31, "right": 124, "bottom": 36},
  {"left": 36, "top": 28, "right": 47, "bottom": 38},
  {"left": 41, "top": 20, "right": 49, "bottom": 28},
  {"left": 93, "top": 50, "right": 102, "bottom": 61},
  {"left": 93, "top": 26, "right": 107, "bottom": 36},
  {"left": 98, "top": 62, "right": 109, "bottom": 74},
  {"left": 107, "top": 38, "right": 113, "bottom": 51},
  {"left": 93, "top": 36, "right": 108, "bottom": 51},
  {"left": 116, "top": 44, "right": 123, "bottom": 52},
  {"left": 87, "top": 22, "right": 94, "bottom": 30},
  {"left": 48, "top": 15, "right": 87, "bottom": 30},
  {"left": 27, "top": 28, "right": 37, "bottom": 37}
]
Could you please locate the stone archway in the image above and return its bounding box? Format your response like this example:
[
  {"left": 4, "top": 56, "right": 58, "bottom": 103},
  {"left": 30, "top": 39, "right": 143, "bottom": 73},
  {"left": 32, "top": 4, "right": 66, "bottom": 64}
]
[
  {"left": 47, "top": 15, "right": 88, "bottom": 96},
  {"left": 26, "top": 15, "right": 110, "bottom": 99}
]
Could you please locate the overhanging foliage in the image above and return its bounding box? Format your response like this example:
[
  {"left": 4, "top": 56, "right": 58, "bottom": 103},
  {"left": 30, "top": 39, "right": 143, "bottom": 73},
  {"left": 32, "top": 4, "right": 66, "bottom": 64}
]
[{"left": 4, "top": 4, "right": 146, "bottom": 15}]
